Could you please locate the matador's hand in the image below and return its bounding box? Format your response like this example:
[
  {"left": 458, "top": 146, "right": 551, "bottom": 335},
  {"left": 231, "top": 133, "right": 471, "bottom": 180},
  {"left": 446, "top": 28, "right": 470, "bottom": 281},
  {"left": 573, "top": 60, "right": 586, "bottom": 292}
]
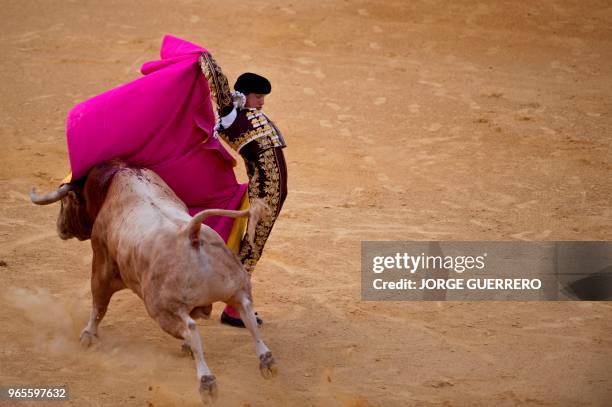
[{"left": 199, "top": 52, "right": 234, "bottom": 116}]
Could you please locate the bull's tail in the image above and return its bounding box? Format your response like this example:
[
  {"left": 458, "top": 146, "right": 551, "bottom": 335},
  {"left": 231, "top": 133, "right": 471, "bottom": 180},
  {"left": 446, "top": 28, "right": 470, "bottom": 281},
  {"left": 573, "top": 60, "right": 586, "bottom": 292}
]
[{"left": 183, "top": 199, "right": 269, "bottom": 247}]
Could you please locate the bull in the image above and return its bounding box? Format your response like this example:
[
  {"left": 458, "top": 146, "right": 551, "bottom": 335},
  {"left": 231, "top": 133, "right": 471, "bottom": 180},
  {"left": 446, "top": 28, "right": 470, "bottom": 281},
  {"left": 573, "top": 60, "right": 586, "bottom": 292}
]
[{"left": 30, "top": 160, "right": 276, "bottom": 403}]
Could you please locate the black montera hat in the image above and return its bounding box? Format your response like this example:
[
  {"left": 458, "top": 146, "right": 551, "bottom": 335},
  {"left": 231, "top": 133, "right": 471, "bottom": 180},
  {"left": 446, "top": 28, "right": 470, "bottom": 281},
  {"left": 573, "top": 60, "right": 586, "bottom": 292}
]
[{"left": 234, "top": 72, "right": 271, "bottom": 95}]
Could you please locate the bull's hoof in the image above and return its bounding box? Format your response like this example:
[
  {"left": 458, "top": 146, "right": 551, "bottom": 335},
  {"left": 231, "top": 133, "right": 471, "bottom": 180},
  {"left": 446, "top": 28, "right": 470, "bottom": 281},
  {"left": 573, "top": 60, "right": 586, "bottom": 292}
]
[
  {"left": 259, "top": 351, "right": 277, "bottom": 379},
  {"left": 79, "top": 330, "right": 97, "bottom": 348},
  {"left": 181, "top": 343, "right": 194, "bottom": 359},
  {"left": 79, "top": 334, "right": 91, "bottom": 348},
  {"left": 198, "top": 375, "right": 218, "bottom": 404}
]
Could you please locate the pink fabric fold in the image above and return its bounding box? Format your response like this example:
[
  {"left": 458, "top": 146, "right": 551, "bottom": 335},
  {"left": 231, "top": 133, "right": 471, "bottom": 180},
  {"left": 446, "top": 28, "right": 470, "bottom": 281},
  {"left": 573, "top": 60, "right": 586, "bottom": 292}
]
[{"left": 66, "top": 34, "right": 246, "bottom": 241}]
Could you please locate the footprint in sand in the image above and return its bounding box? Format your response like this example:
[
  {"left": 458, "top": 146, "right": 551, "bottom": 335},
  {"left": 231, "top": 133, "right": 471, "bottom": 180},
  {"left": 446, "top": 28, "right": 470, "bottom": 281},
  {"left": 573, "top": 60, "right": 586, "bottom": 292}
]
[
  {"left": 540, "top": 126, "right": 556, "bottom": 135},
  {"left": 27, "top": 94, "right": 56, "bottom": 102},
  {"left": 426, "top": 123, "right": 443, "bottom": 132},
  {"left": 0, "top": 232, "right": 57, "bottom": 256},
  {"left": 462, "top": 63, "right": 479, "bottom": 72},
  {"left": 294, "top": 57, "right": 314, "bottom": 65},
  {"left": 509, "top": 231, "right": 534, "bottom": 241},
  {"left": 515, "top": 200, "right": 538, "bottom": 209},
  {"left": 327, "top": 102, "right": 341, "bottom": 111},
  {"left": 374, "top": 97, "right": 386, "bottom": 105},
  {"left": 532, "top": 230, "right": 552, "bottom": 239},
  {"left": 550, "top": 60, "right": 575, "bottom": 73},
  {"left": 351, "top": 187, "right": 365, "bottom": 196},
  {"left": 313, "top": 68, "right": 325, "bottom": 79},
  {"left": 106, "top": 22, "right": 136, "bottom": 30},
  {"left": 336, "top": 114, "right": 356, "bottom": 124},
  {"left": 486, "top": 46, "right": 500, "bottom": 55},
  {"left": 434, "top": 88, "right": 456, "bottom": 99},
  {"left": 440, "top": 200, "right": 463, "bottom": 210},
  {"left": 418, "top": 79, "right": 443, "bottom": 88},
  {"left": 15, "top": 31, "right": 41, "bottom": 44},
  {"left": 363, "top": 156, "right": 376, "bottom": 164},
  {"left": 264, "top": 258, "right": 299, "bottom": 275},
  {"left": 510, "top": 230, "right": 552, "bottom": 240},
  {"left": 280, "top": 6, "right": 296, "bottom": 15},
  {"left": 469, "top": 219, "right": 495, "bottom": 228},
  {"left": 357, "top": 135, "right": 374, "bottom": 145},
  {"left": 490, "top": 192, "right": 518, "bottom": 206}
]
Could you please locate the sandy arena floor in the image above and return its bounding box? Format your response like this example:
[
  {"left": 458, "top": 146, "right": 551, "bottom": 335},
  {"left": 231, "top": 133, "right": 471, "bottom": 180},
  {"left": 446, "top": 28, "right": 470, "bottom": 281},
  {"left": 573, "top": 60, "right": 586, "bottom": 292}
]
[{"left": 1, "top": 1, "right": 611, "bottom": 406}]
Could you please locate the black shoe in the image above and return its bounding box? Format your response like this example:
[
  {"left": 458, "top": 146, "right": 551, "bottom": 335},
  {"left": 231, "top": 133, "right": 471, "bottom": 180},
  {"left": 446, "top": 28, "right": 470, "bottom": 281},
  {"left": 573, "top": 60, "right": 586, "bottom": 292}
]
[{"left": 220, "top": 311, "right": 263, "bottom": 328}]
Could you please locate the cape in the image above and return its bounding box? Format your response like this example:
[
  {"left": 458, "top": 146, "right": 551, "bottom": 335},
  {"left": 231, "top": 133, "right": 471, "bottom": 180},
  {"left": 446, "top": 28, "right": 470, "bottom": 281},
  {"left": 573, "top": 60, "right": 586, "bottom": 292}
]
[{"left": 65, "top": 34, "right": 247, "bottom": 241}]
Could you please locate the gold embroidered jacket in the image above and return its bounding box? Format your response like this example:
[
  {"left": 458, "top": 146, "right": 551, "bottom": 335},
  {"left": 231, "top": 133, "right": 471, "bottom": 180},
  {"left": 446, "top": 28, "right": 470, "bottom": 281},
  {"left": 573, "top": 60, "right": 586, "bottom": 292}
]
[
  {"left": 200, "top": 52, "right": 286, "bottom": 159},
  {"left": 220, "top": 108, "right": 286, "bottom": 158}
]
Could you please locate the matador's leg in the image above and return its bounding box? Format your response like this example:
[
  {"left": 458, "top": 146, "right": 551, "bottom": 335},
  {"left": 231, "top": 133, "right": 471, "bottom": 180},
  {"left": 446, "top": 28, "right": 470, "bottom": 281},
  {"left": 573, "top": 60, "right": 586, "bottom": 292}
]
[{"left": 239, "top": 147, "right": 288, "bottom": 273}]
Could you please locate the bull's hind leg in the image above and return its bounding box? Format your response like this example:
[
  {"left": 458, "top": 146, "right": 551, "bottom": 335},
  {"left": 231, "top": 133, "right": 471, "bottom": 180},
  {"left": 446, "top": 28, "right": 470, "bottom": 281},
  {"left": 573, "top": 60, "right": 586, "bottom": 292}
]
[
  {"left": 181, "top": 305, "right": 213, "bottom": 359},
  {"left": 80, "top": 243, "right": 125, "bottom": 347},
  {"left": 156, "top": 312, "right": 218, "bottom": 404},
  {"left": 234, "top": 295, "right": 277, "bottom": 379}
]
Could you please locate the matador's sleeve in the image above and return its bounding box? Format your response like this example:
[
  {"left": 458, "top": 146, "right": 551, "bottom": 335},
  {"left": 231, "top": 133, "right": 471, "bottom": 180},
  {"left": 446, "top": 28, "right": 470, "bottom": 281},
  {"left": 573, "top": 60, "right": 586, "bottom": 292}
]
[{"left": 199, "top": 52, "right": 234, "bottom": 117}]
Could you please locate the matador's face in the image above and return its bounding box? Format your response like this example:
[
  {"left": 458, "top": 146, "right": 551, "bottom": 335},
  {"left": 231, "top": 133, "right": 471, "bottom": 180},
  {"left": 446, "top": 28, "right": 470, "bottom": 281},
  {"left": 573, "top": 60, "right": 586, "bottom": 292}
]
[{"left": 245, "top": 93, "right": 266, "bottom": 109}]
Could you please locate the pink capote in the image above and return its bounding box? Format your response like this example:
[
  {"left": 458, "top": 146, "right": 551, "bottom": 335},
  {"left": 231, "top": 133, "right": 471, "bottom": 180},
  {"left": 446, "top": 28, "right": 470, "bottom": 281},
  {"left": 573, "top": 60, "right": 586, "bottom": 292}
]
[{"left": 66, "top": 35, "right": 247, "bottom": 241}]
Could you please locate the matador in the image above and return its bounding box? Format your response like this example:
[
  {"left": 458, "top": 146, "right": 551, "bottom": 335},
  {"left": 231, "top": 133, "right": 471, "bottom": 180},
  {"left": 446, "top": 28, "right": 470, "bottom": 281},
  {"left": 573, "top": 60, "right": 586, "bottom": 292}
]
[{"left": 200, "top": 52, "right": 288, "bottom": 327}]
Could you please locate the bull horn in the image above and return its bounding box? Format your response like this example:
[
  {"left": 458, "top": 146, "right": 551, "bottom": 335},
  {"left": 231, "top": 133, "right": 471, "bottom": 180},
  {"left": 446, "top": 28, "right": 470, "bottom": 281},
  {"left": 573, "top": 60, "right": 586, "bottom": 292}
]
[{"left": 30, "top": 183, "right": 75, "bottom": 205}]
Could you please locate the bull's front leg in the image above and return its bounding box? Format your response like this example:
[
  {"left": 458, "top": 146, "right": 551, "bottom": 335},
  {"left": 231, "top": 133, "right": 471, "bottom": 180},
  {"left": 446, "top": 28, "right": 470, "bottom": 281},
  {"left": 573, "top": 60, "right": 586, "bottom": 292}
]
[
  {"left": 80, "top": 308, "right": 102, "bottom": 347},
  {"left": 235, "top": 295, "right": 277, "bottom": 379},
  {"left": 80, "top": 245, "right": 124, "bottom": 347}
]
